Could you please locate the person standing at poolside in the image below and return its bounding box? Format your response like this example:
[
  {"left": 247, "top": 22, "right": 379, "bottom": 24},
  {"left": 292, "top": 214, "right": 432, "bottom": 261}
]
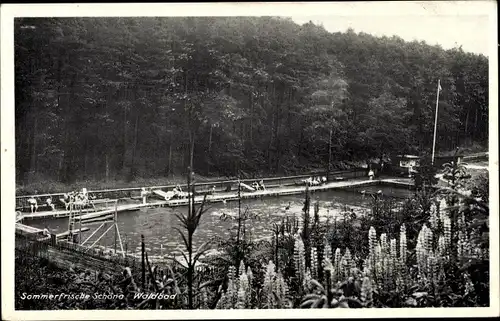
[
  {"left": 28, "top": 197, "right": 38, "bottom": 213},
  {"left": 46, "top": 197, "right": 55, "bottom": 211},
  {"left": 368, "top": 169, "right": 374, "bottom": 180},
  {"left": 140, "top": 187, "right": 148, "bottom": 204}
]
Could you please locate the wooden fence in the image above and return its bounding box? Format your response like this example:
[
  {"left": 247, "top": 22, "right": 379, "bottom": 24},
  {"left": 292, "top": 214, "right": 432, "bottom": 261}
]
[
  {"left": 462, "top": 152, "right": 488, "bottom": 163},
  {"left": 15, "top": 232, "right": 140, "bottom": 275},
  {"left": 15, "top": 231, "right": 221, "bottom": 280}
]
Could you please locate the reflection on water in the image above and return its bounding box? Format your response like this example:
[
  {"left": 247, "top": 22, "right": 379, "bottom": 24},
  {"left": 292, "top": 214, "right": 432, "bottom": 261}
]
[{"left": 28, "top": 186, "right": 412, "bottom": 256}]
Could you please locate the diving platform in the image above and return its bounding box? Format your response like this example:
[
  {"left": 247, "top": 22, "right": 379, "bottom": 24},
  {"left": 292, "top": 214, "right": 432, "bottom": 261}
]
[
  {"left": 240, "top": 182, "right": 256, "bottom": 192},
  {"left": 19, "top": 202, "right": 144, "bottom": 221},
  {"left": 16, "top": 222, "right": 43, "bottom": 234},
  {"left": 54, "top": 227, "right": 90, "bottom": 239},
  {"left": 152, "top": 189, "right": 174, "bottom": 200},
  {"left": 35, "top": 227, "right": 91, "bottom": 242}
]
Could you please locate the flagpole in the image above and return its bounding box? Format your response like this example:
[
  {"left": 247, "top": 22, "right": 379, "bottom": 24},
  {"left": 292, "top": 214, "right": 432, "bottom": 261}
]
[{"left": 431, "top": 79, "right": 441, "bottom": 165}]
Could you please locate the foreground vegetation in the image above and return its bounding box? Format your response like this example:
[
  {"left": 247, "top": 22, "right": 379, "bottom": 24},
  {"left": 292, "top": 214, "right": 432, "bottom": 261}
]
[
  {"left": 16, "top": 17, "right": 488, "bottom": 184},
  {"left": 16, "top": 162, "right": 490, "bottom": 309}
]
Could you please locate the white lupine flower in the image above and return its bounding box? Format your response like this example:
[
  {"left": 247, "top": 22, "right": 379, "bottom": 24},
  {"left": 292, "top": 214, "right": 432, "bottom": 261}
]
[
  {"left": 294, "top": 236, "right": 306, "bottom": 280},
  {"left": 400, "top": 224, "right": 407, "bottom": 264}
]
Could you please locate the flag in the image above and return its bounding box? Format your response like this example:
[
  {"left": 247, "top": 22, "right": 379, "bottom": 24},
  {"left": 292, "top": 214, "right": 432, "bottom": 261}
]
[{"left": 438, "top": 80, "right": 442, "bottom": 91}]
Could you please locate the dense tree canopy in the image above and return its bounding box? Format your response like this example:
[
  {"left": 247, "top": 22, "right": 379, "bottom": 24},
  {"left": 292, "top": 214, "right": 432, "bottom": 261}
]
[{"left": 15, "top": 17, "right": 489, "bottom": 183}]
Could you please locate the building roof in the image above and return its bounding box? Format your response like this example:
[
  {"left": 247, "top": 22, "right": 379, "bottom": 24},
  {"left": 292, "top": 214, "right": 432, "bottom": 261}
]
[{"left": 396, "top": 155, "right": 420, "bottom": 159}]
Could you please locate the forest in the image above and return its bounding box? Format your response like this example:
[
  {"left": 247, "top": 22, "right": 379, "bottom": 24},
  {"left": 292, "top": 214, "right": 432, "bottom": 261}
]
[{"left": 15, "top": 17, "right": 489, "bottom": 185}]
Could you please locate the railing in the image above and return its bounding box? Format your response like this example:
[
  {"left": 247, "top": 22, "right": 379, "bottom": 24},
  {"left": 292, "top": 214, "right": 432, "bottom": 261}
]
[
  {"left": 16, "top": 231, "right": 140, "bottom": 273},
  {"left": 16, "top": 168, "right": 367, "bottom": 210},
  {"left": 462, "top": 152, "right": 488, "bottom": 162}
]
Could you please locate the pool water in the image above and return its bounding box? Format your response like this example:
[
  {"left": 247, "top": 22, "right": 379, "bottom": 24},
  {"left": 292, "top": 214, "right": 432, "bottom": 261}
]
[{"left": 28, "top": 185, "right": 413, "bottom": 257}]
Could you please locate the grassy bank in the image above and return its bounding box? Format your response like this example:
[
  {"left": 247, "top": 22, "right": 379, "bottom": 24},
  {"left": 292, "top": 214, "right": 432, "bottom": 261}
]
[
  {"left": 440, "top": 142, "right": 488, "bottom": 157},
  {"left": 15, "top": 174, "right": 233, "bottom": 196},
  {"left": 15, "top": 149, "right": 488, "bottom": 196},
  {"left": 15, "top": 160, "right": 369, "bottom": 196}
]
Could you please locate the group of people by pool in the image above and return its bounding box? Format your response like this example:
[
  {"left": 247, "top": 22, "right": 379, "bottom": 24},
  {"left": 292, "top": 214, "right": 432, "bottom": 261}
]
[
  {"left": 302, "top": 176, "right": 327, "bottom": 186},
  {"left": 60, "top": 188, "right": 92, "bottom": 210},
  {"left": 26, "top": 196, "right": 51, "bottom": 213},
  {"left": 25, "top": 187, "right": 91, "bottom": 213},
  {"left": 251, "top": 180, "right": 266, "bottom": 191},
  {"left": 140, "top": 185, "right": 190, "bottom": 203}
]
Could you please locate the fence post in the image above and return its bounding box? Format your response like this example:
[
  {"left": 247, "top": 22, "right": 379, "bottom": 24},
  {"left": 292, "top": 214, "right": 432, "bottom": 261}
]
[
  {"left": 141, "top": 234, "right": 145, "bottom": 290},
  {"left": 114, "top": 201, "right": 118, "bottom": 255}
]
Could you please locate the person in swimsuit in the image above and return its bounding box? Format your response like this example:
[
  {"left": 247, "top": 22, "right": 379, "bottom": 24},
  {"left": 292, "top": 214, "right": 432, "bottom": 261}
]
[
  {"left": 46, "top": 197, "right": 55, "bottom": 211},
  {"left": 28, "top": 197, "right": 38, "bottom": 213},
  {"left": 140, "top": 187, "right": 149, "bottom": 204},
  {"left": 43, "top": 226, "right": 51, "bottom": 236}
]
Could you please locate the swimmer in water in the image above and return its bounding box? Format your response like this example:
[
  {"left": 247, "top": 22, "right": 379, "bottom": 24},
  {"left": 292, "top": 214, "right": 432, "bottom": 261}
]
[{"left": 43, "top": 226, "right": 51, "bottom": 236}]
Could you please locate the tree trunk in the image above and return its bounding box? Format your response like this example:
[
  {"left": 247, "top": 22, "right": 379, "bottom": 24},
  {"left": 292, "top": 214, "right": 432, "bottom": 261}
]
[
  {"left": 473, "top": 106, "right": 479, "bottom": 140},
  {"left": 181, "top": 143, "right": 186, "bottom": 170},
  {"left": 327, "top": 129, "right": 332, "bottom": 181},
  {"left": 287, "top": 89, "right": 292, "bottom": 147},
  {"left": 83, "top": 138, "right": 88, "bottom": 178},
  {"left": 273, "top": 85, "right": 280, "bottom": 172},
  {"left": 122, "top": 104, "right": 128, "bottom": 171},
  {"left": 61, "top": 73, "right": 77, "bottom": 183},
  {"left": 166, "top": 115, "right": 173, "bottom": 177},
  {"left": 250, "top": 92, "right": 254, "bottom": 144},
  {"left": 190, "top": 132, "right": 195, "bottom": 173},
  {"left": 207, "top": 125, "right": 213, "bottom": 174},
  {"left": 268, "top": 116, "right": 274, "bottom": 173},
  {"left": 297, "top": 119, "right": 304, "bottom": 156},
  {"left": 29, "top": 114, "right": 38, "bottom": 174},
  {"left": 167, "top": 141, "right": 173, "bottom": 178},
  {"left": 464, "top": 105, "right": 470, "bottom": 136},
  {"left": 130, "top": 113, "right": 140, "bottom": 180},
  {"left": 274, "top": 88, "right": 282, "bottom": 173},
  {"left": 105, "top": 153, "right": 110, "bottom": 182},
  {"left": 58, "top": 151, "right": 64, "bottom": 182}
]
